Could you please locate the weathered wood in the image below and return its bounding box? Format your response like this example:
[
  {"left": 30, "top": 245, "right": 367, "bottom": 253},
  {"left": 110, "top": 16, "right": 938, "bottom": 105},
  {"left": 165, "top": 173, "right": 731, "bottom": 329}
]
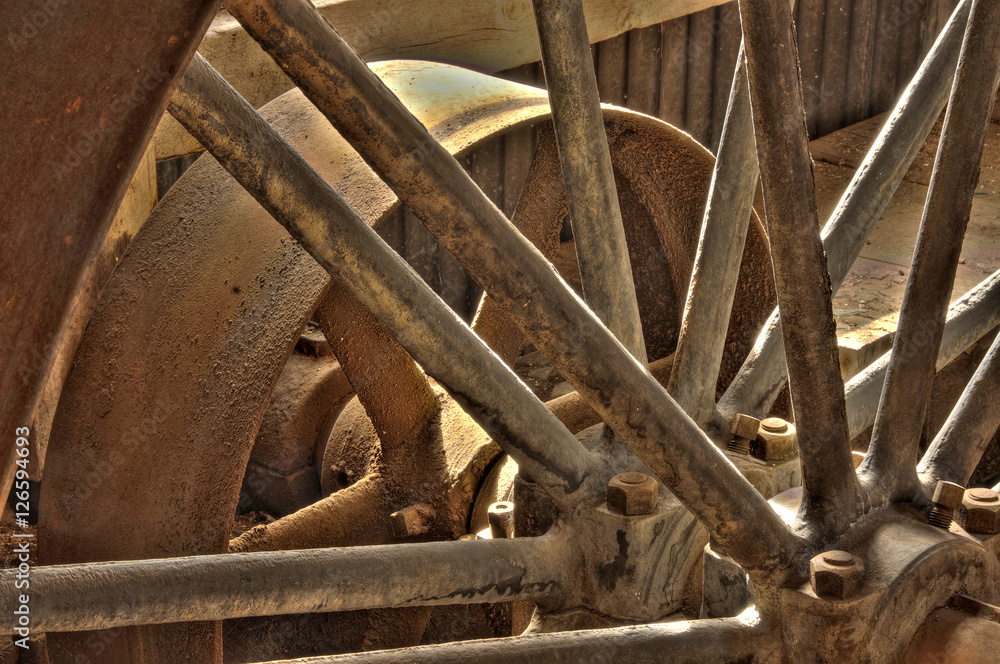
[
  {"left": 155, "top": 0, "right": 732, "bottom": 160},
  {"left": 845, "top": 0, "right": 878, "bottom": 125},
  {"left": 710, "top": 2, "right": 742, "bottom": 152},
  {"left": 685, "top": 8, "right": 716, "bottom": 146},
  {"left": 795, "top": 0, "right": 827, "bottom": 136},
  {"left": 658, "top": 16, "right": 689, "bottom": 126},
  {"left": 627, "top": 24, "right": 661, "bottom": 116},
  {"left": 870, "top": 0, "right": 904, "bottom": 113},
  {"left": 817, "top": 0, "right": 851, "bottom": 136},
  {"left": 597, "top": 33, "right": 628, "bottom": 106}
]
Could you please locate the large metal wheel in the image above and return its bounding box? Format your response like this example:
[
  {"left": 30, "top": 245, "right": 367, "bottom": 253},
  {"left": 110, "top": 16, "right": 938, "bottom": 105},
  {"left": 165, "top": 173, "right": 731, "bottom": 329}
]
[{"left": 5, "top": 0, "right": 1000, "bottom": 662}]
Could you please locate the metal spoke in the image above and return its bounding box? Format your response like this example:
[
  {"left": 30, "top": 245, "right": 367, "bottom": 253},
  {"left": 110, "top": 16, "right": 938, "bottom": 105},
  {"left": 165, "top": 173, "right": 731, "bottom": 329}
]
[
  {"left": 252, "top": 614, "right": 773, "bottom": 663},
  {"left": 845, "top": 269, "right": 1000, "bottom": 440},
  {"left": 225, "top": 0, "right": 801, "bottom": 573},
  {"left": 919, "top": 331, "right": 1000, "bottom": 487},
  {"left": 717, "top": 0, "right": 973, "bottom": 422},
  {"left": 169, "top": 54, "right": 601, "bottom": 504},
  {"left": 667, "top": 45, "right": 758, "bottom": 428},
  {"left": 863, "top": 0, "right": 1000, "bottom": 501},
  {"left": 738, "top": 0, "right": 862, "bottom": 531},
  {"left": 0, "top": 536, "right": 567, "bottom": 633},
  {"left": 531, "top": 0, "right": 646, "bottom": 362}
]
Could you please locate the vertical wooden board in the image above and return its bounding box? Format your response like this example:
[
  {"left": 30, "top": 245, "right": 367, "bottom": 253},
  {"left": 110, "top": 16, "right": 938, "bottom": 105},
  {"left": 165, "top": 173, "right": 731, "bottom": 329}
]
[
  {"left": 817, "top": 0, "right": 852, "bottom": 136},
  {"left": 710, "top": 1, "right": 743, "bottom": 152},
  {"left": 870, "top": 0, "right": 904, "bottom": 114},
  {"left": 471, "top": 137, "right": 506, "bottom": 210},
  {"left": 846, "top": 0, "right": 878, "bottom": 125},
  {"left": 627, "top": 24, "right": 662, "bottom": 116},
  {"left": 796, "top": 0, "right": 827, "bottom": 137},
  {"left": 402, "top": 207, "right": 443, "bottom": 296},
  {"left": 685, "top": 7, "right": 717, "bottom": 146},
  {"left": 895, "top": 0, "right": 930, "bottom": 97},
  {"left": 658, "top": 16, "right": 690, "bottom": 127},
  {"left": 597, "top": 33, "right": 628, "bottom": 106},
  {"left": 504, "top": 126, "right": 540, "bottom": 217}
]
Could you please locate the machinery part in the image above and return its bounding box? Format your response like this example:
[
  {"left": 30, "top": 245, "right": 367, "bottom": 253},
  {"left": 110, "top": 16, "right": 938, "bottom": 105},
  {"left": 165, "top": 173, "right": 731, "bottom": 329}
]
[
  {"left": 751, "top": 417, "right": 797, "bottom": 463},
  {"left": 10, "top": 0, "right": 1000, "bottom": 661},
  {"left": 605, "top": 472, "right": 658, "bottom": 516},
  {"left": 928, "top": 481, "right": 966, "bottom": 530},
  {"left": 809, "top": 550, "right": 865, "bottom": 601},
  {"left": 487, "top": 502, "right": 516, "bottom": 539},
  {"left": 963, "top": 489, "right": 1000, "bottom": 535}
]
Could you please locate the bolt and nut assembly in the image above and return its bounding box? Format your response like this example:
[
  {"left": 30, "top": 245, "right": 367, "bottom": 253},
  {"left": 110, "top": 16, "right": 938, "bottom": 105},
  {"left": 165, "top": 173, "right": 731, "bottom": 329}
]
[
  {"left": 750, "top": 417, "right": 798, "bottom": 462},
  {"left": 810, "top": 550, "right": 865, "bottom": 600},
  {"left": 963, "top": 488, "right": 1000, "bottom": 534},
  {"left": 607, "top": 472, "right": 658, "bottom": 515},
  {"left": 928, "top": 480, "right": 965, "bottom": 529}
]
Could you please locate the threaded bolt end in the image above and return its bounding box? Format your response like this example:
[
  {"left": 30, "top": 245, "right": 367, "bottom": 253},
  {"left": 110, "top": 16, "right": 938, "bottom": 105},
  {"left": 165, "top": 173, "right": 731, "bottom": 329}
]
[{"left": 928, "top": 505, "right": 954, "bottom": 529}]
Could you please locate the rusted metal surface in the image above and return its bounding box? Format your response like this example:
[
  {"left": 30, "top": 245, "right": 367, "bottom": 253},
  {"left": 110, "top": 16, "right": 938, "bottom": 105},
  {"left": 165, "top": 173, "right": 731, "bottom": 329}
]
[
  {"left": 227, "top": 0, "right": 799, "bottom": 575},
  {"left": 668, "top": 46, "right": 759, "bottom": 429},
  {"left": 169, "top": 53, "right": 602, "bottom": 503},
  {"left": 919, "top": 331, "right": 1000, "bottom": 488},
  {"left": 0, "top": 0, "right": 219, "bottom": 533},
  {"left": 717, "top": 0, "right": 972, "bottom": 422},
  {"left": 863, "top": 0, "right": 1000, "bottom": 502},
  {"left": 738, "top": 0, "right": 862, "bottom": 533},
  {"left": 0, "top": 536, "right": 571, "bottom": 633},
  {"left": 531, "top": 0, "right": 646, "bottom": 362}
]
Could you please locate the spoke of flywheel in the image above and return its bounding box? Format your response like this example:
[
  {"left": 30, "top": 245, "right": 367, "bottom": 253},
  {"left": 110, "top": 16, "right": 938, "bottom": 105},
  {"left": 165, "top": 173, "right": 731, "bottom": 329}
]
[
  {"left": 862, "top": 0, "right": 1000, "bottom": 501},
  {"left": 667, "top": 44, "right": 758, "bottom": 428},
  {"left": 224, "top": 0, "right": 801, "bottom": 573},
  {"left": 846, "top": 269, "right": 1000, "bottom": 441},
  {"left": 717, "top": 0, "right": 973, "bottom": 422},
  {"left": 170, "top": 54, "right": 600, "bottom": 505},
  {"left": 738, "top": 0, "right": 862, "bottom": 530},
  {"left": 0, "top": 535, "right": 568, "bottom": 633},
  {"left": 251, "top": 614, "right": 771, "bottom": 663},
  {"left": 531, "top": 0, "right": 646, "bottom": 362},
  {"left": 918, "top": 331, "right": 1000, "bottom": 487}
]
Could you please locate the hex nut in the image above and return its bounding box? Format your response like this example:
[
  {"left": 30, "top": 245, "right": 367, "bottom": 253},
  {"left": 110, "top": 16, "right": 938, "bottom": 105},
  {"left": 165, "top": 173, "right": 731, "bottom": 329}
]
[
  {"left": 732, "top": 414, "right": 762, "bottom": 440},
  {"left": 810, "top": 550, "right": 865, "bottom": 600},
  {"left": 607, "top": 472, "right": 658, "bottom": 516},
  {"left": 751, "top": 417, "right": 798, "bottom": 462},
  {"left": 390, "top": 503, "right": 436, "bottom": 538},
  {"left": 933, "top": 480, "right": 966, "bottom": 510},
  {"left": 963, "top": 488, "right": 1000, "bottom": 534}
]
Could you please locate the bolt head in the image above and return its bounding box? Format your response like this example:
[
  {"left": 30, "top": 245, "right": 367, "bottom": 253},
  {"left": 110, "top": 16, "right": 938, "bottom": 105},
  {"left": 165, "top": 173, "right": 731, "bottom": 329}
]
[
  {"left": 751, "top": 418, "right": 798, "bottom": 462},
  {"left": 732, "top": 413, "right": 762, "bottom": 440},
  {"left": 607, "top": 472, "right": 658, "bottom": 515},
  {"left": 390, "top": 503, "right": 435, "bottom": 538},
  {"left": 810, "top": 550, "right": 865, "bottom": 600},
  {"left": 932, "top": 480, "right": 966, "bottom": 510},
  {"left": 963, "top": 489, "right": 1000, "bottom": 534}
]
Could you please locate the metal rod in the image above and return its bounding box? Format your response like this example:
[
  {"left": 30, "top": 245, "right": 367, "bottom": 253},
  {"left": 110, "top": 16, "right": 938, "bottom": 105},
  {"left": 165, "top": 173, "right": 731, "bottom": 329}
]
[
  {"left": 667, "top": 45, "right": 758, "bottom": 428},
  {"left": 252, "top": 613, "right": 773, "bottom": 663},
  {"left": 0, "top": 535, "right": 567, "bottom": 634},
  {"left": 863, "top": 0, "right": 1000, "bottom": 501},
  {"left": 738, "top": 0, "right": 863, "bottom": 531},
  {"left": 169, "top": 54, "right": 599, "bottom": 503},
  {"left": 225, "top": 0, "right": 802, "bottom": 574},
  {"left": 531, "top": 0, "right": 646, "bottom": 362},
  {"left": 717, "top": 0, "right": 973, "bottom": 422},
  {"left": 919, "top": 331, "right": 1000, "bottom": 487},
  {"left": 845, "top": 270, "right": 1000, "bottom": 440}
]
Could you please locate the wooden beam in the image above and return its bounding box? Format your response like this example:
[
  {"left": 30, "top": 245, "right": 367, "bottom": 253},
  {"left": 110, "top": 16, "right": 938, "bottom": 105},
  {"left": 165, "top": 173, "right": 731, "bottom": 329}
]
[{"left": 154, "top": 0, "right": 730, "bottom": 160}]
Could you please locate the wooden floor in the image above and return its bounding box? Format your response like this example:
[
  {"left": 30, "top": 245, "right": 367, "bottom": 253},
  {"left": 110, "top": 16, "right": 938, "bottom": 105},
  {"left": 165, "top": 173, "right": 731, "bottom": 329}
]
[{"left": 812, "top": 98, "right": 1000, "bottom": 378}]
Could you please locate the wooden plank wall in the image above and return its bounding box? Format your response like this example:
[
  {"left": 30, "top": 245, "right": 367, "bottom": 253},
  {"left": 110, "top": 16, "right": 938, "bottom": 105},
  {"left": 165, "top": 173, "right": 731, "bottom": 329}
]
[{"left": 157, "top": 0, "right": 964, "bottom": 321}]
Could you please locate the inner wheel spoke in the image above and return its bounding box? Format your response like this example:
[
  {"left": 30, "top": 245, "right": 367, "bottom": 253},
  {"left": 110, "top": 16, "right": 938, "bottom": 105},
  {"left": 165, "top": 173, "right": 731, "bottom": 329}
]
[
  {"left": 531, "top": 0, "right": 646, "bottom": 362},
  {"left": 863, "top": 0, "right": 1000, "bottom": 500},
  {"left": 224, "top": 0, "right": 800, "bottom": 572},
  {"left": 919, "top": 330, "right": 1000, "bottom": 487},
  {"left": 668, "top": 45, "right": 758, "bottom": 428},
  {"left": 717, "top": 0, "right": 973, "bottom": 422},
  {"left": 0, "top": 536, "right": 567, "bottom": 633},
  {"left": 169, "top": 54, "right": 600, "bottom": 504},
  {"left": 739, "top": 0, "right": 862, "bottom": 530}
]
